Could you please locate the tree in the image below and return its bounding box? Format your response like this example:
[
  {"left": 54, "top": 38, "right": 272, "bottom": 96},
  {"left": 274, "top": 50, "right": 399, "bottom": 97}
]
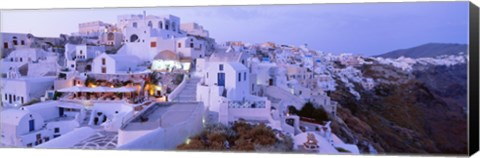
[
  {"left": 298, "top": 102, "right": 329, "bottom": 123},
  {"left": 287, "top": 106, "right": 298, "bottom": 115}
]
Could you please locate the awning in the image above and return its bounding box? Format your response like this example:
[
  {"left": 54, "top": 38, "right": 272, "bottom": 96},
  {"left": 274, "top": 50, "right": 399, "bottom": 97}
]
[
  {"left": 58, "top": 86, "right": 85, "bottom": 92},
  {"left": 58, "top": 86, "right": 137, "bottom": 93},
  {"left": 109, "top": 87, "right": 137, "bottom": 92}
]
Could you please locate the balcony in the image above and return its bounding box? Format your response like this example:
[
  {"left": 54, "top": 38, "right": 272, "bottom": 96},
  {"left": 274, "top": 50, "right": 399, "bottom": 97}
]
[{"left": 227, "top": 100, "right": 266, "bottom": 109}]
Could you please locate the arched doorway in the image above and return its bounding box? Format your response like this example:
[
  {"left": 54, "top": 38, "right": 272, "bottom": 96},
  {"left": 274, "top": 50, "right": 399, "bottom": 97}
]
[
  {"left": 130, "top": 34, "right": 139, "bottom": 42},
  {"left": 107, "top": 32, "right": 114, "bottom": 41}
]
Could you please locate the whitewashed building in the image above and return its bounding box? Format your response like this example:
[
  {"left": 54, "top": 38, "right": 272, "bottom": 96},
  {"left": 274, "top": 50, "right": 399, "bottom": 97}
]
[{"left": 91, "top": 53, "right": 146, "bottom": 74}]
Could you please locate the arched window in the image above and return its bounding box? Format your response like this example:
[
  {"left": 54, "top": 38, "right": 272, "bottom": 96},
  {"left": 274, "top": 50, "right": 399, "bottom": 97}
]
[
  {"left": 12, "top": 36, "right": 18, "bottom": 45},
  {"left": 147, "top": 21, "right": 153, "bottom": 28},
  {"left": 132, "top": 22, "right": 137, "bottom": 28},
  {"left": 158, "top": 21, "right": 163, "bottom": 29},
  {"left": 130, "top": 34, "right": 139, "bottom": 42}
]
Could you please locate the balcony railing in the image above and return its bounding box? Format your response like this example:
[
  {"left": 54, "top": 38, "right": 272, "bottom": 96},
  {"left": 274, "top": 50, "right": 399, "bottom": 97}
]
[{"left": 227, "top": 100, "right": 266, "bottom": 109}]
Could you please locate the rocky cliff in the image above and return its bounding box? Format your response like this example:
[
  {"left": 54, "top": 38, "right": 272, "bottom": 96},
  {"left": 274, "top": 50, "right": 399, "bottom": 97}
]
[{"left": 330, "top": 61, "right": 467, "bottom": 154}]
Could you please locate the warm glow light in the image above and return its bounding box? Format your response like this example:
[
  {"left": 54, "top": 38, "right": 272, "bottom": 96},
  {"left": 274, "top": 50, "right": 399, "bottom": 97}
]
[{"left": 185, "top": 138, "right": 191, "bottom": 145}]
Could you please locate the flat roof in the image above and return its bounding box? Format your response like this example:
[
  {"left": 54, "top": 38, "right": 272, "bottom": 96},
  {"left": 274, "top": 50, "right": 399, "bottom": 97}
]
[{"left": 123, "top": 102, "right": 203, "bottom": 131}]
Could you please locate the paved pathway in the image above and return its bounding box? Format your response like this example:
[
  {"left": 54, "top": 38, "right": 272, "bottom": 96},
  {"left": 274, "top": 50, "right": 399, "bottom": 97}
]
[{"left": 71, "top": 131, "right": 118, "bottom": 149}]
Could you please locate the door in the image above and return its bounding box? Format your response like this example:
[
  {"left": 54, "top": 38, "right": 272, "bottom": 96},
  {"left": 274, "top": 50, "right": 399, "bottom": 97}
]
[
  {"left": 3, "top": 42, "right": 8, "bottom": 49},
  {"left": 59, "top": 107, "right": 64, "bottom": 117},
  {"left": 217, "top": 73, "right": 225, "bottom": 86},
  {"left": 29, "top": 120, "right": 35, "bottom": 132},
  {"left": 269, "top": 79, "right": 274, "bottom": 86}
]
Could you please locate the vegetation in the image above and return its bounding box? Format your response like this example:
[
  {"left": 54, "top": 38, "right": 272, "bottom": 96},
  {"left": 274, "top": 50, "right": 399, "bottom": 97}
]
[
  {"left": 335, "top": 147, "right": 351, "bottom": 153},
  {"left": 52, "top": 91, "right": 61, "bottom": 100},
  {"left": 177, "top": 121, "right": 293, "bottom": 152},
  {"left": 290, "top": 102, "right": 329, "bottom": 123}
]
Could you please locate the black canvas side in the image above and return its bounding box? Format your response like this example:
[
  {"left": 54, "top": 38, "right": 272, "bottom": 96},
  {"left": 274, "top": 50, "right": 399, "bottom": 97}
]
[{"left": 469, "top": 1, "right": 479, "bottom": 156}]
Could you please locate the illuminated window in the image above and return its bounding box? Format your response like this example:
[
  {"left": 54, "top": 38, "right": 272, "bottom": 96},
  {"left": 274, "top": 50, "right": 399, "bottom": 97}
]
[{"left": 150, "top": 41, "right": 157, "bottom": 48}]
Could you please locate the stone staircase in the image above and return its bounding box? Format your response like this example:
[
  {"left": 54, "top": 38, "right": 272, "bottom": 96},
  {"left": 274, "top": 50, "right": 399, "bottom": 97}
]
[{"left": 171, "top": 77, "right": 200, "bottom": 102}]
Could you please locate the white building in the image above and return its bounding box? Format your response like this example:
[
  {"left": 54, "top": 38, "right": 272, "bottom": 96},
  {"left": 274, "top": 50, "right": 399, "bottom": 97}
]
[
  {"left": 1, "top": 76, "right": 55, "bottom": 106},
  {"left": 116, "top": 13, "right": 212, "bottom": 61},
  {"left": 1, "top": 33, "right": 33, "bottom": 51},
  {"left": 1, "top": 48, "right": 51, "bottom": 75},
  {"left": 1, "top": 109, "right": 45, "bottom": 147},
  {"left": 64, "top": 43, "right": 105, "bottom": 71},
  {"left": 1, "top": 101, "right": 84, "bottom": 147},
  {"left": 91, "top": 53, "right": 146, "bottom": 74},
  {"left": 196, "top": 60, "right": 272, "bottom": 125},
  {"left": 151, "top": 50, "right": 191, "bottom": 72},
  {"left": 180, "top": 22, "right": 209, "bottom": 38}
]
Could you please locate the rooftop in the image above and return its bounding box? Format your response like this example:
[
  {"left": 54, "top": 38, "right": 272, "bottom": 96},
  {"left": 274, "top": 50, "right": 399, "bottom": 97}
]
[{"left": 122, "top": 102, "right": 203, "bottom": 131}]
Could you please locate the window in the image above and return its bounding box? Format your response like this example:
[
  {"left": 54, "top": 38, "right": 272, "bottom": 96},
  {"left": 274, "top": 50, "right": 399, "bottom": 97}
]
[
  {"left": 172, "top": 22, "right": 176, "bottom": 31},
  {"left": 13, "top": 40, "right": 18, "bottom": 45},
  {"left": 219, "top": 64, "right": 224, "bottom": 71},
  {"left": 190, "top": 43, "right": 194, "bottom": 48},
  {"left": 3, "top": 42, "right": 8, "bottom": 48},
  {"left": 147, "top": 21, "right": 153, "bottom": 28},
  {"left": 158, "top": 21, "right": 163, "bottom": 29},
  {"left": 178, "top": 43, "right": 182, "bottom": 48},
  {"left": 29, "top": 120, "right": 35, "bottom": 132},
  {"left": 54, "top": 128, "right": 60, "bottom": 133},
  {"left": 244, "top": 72, "right": 247, "bottom": 81},
  {"left": 165, "top": 22, "right": 169, "bottom": 30},
  {"left": 79, "top": 50, "right": 83, "bottom": 54},
  {"left": 102, "top": 58, "right": 106, "bottom": 65},
  {"left": 150, "top": 41, "right": 157, "bottom": 48},
  {"left": 4, "top": 94, "right": 6, "bottom": 101},
  {"left": 20, "top": 58, "right": 23, "bottom": 62},
  {"left": 206, "top": 73, "right": 209, "bottom": 78},
  {"left": 132, "top": 22, "right": 137, "bottom": 28},
  {"left": 21, "top": 97, "right": 24, "bottom": 104},
  {"left": 21, "top": 40, "right": 25, "bottom": 45},
  {"left": 101, "top": 67, "right": 107, "bottom": 73},
  {"left": 238, "top": 73, "right": 241, "bottom": 82}
]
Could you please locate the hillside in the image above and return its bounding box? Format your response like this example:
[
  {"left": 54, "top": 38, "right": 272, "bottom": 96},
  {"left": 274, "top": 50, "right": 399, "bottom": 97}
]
[
  {"left": 376, "top": 43, "right": 467, "bottom": 59},
  {"left": 329, "top": 61, "right": 468, "bottom": 154}
]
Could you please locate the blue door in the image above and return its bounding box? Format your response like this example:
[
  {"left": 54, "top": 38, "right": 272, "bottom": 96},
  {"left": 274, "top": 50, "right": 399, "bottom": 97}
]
[
  {"left": 59, "top": 108, "right": 64, "bottom": 117},
  {"left": 29, "top": 120, "right": 35, "bottom": 132},
  {"left": 217, "top": 73, "right": 225, "bottom": 86}
]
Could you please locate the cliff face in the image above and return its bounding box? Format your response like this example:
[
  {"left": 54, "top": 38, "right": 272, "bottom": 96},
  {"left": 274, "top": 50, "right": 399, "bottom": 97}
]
[{"left": 330, "top": 62, "right": 467, "bottom": 154}]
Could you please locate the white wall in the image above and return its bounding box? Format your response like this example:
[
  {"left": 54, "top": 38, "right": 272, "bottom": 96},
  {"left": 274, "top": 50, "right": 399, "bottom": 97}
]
[{"left": 92, "top": 53, "right": 116, "bottom": 74}]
